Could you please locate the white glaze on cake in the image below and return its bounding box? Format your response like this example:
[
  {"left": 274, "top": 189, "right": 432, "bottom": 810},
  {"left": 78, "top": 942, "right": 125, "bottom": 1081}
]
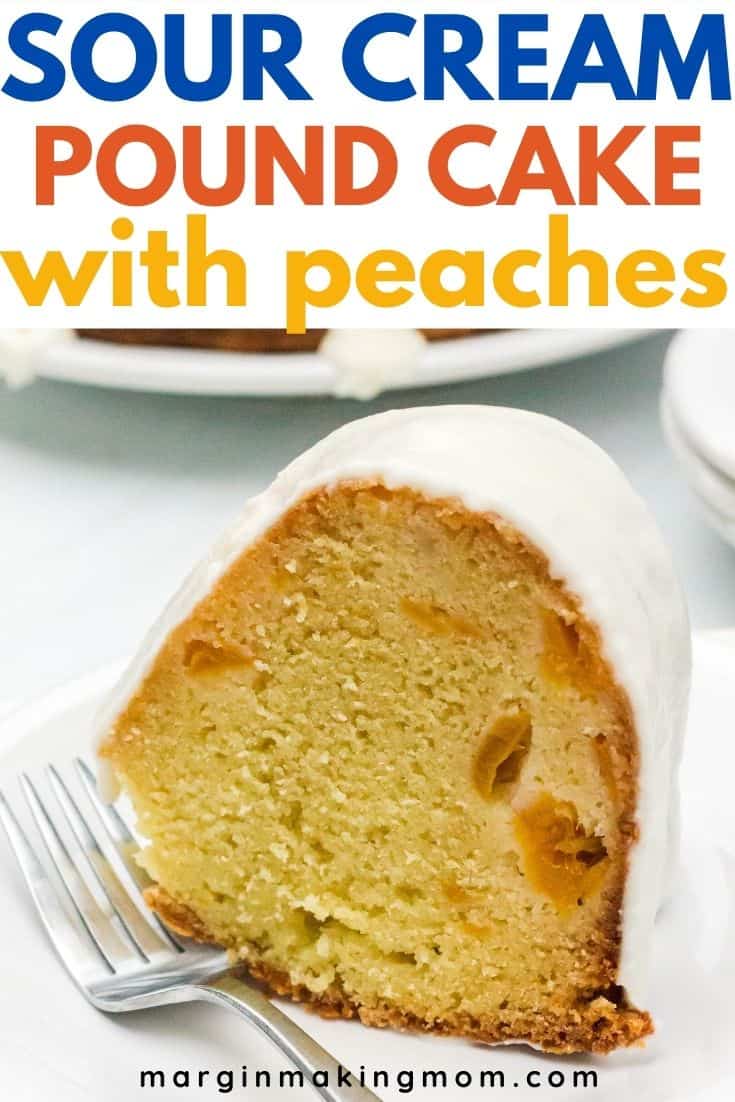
[
  {"left": 0, "top": 329, "right": 70, "bottom": 388},
  {"left": 96, "top": 405, "right": 691, "bottom": 1009},
  {"left": 320, "top": 328, "right": 428, "bottom": 399}
]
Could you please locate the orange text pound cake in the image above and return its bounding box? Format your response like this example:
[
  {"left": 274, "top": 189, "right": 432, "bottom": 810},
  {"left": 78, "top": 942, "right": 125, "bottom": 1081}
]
[{"left": 97, "top": 406, "right": 691, "bottom": 1053}]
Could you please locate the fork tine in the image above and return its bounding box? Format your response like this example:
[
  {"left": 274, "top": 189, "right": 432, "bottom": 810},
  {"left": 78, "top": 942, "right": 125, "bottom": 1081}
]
[
  {"left": 0, "top": 790, "right": 112, "bottom": 987},
  {"left": 21, "top": 773, "right": 138, "bottom": 972},
  {"left": 47, "top": 766, "right": 174, "bottom": 960},
  {"left": 74, "top": 758, "right": 146, "bottom": 877},
  {"left": 75, "top": 758, "right": 183, "bottom": 951}
]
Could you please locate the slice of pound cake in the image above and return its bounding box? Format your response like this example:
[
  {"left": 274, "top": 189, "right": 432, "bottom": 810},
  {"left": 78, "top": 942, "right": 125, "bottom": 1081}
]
[{"left": 97, "top": 407, "right": 690, "bottom": 1053}]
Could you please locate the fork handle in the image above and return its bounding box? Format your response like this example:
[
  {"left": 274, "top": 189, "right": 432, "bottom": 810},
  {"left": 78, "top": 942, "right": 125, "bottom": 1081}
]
[{"left": 194, "top": 973, "right": 382, "bottom": 1102}]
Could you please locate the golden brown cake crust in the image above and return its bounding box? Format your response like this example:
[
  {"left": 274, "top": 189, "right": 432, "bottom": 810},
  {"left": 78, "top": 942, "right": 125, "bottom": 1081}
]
[
  {"left": 146, "top": 882, "right": 651, "bottom": 1055},
  {"left": 105, "top": 483, "right": 645, "bottom": 1055},
  {"left": 249, "top": 960, "right": 653, "bottom": 1055},
  {"left": 77, "top": 329, "right": 486, "bottom": 353}
]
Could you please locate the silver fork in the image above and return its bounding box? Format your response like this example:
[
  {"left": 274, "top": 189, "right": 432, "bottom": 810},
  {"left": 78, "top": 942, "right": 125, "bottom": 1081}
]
[{"left": 0, "top": 759, "right": 380, "bottom": 1102}]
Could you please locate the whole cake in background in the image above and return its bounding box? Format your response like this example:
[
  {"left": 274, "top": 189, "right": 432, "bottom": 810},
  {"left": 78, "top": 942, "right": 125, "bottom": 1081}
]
[
  {"left": 77, "top": 328, "right": 481, "bottom": 352},
  {"left": 76, "top": 328, "right": 491, "bottom": 398},
  {"left": 97, "top": 406, "right": 690, "bottom": 1053}
]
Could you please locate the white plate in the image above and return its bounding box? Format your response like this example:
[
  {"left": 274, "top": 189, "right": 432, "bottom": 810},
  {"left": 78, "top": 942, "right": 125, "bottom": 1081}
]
[
  {"left": 661, "top": 396, "right": 735, "bottom": 549},
  {"left": 1, "top": 634, "right": 733, "bottom": 1102},
  {"left": 30, "top": 329, "right": 650, "bottom": 397},
  {"left": 664, "top": 330, "right": 735, "bottom": 481}
]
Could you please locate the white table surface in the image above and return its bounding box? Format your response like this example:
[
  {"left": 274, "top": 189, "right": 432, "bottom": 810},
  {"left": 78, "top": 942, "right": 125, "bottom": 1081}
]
[{"left": 1, "top": 330, "right": 734, "bottom": 713}]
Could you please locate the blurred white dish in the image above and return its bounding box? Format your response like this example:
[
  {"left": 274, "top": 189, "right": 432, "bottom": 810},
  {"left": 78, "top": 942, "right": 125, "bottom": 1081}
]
[
  {"left": 1, "top": 633, "right": 734, "bottom": 1101},
  {"left": 4, "top": 329, "right": 650, "bottom": 397},
  {"left": 663, "top": 331, "right": 735, "bottom": 549},
  {"left": 662, "top": 398, "right": 735, "bottom": 514},
  {"left": 664, "top": 331, "right": 735, "bottom": 480}
]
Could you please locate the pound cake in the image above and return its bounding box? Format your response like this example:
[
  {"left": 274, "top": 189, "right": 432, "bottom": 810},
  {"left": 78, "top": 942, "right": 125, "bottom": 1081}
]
[
  {"left": 77, "top": 329, "right": 481, "bottom": 353},
  {"left": 75, "top": 328, "right": 491, "bottom": 397},
  {"left": 97, "top": 406, "right": 690, "bottom": 1053}
]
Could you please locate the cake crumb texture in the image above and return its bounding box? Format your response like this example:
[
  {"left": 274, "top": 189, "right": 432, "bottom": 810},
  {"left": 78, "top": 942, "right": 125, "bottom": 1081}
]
[{"left": 101, "top": 483, "right": 649, "bottom": 1053}]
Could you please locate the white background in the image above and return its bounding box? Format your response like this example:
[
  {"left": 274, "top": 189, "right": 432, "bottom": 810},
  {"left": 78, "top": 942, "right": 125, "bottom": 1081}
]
[{"left": 0, "top": 0, "right": 733, "bottom": 327}]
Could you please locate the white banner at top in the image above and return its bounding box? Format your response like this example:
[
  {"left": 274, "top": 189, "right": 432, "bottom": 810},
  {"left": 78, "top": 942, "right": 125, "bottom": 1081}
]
[{"left": 0, "top": 0, "right": 733, "bottom": 329}]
